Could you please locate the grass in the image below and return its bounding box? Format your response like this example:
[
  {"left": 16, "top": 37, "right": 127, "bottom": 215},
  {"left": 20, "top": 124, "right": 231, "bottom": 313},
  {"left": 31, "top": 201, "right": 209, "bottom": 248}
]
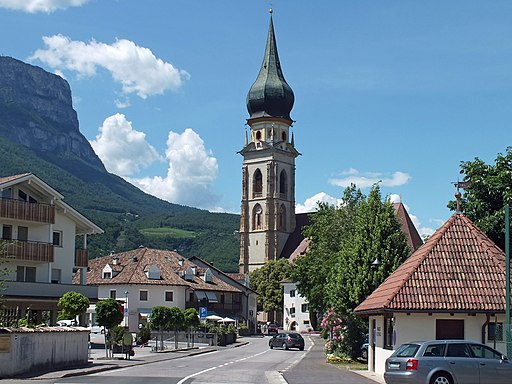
[{"left": 140, "top": 227, "right": 196, "bottom": 238}]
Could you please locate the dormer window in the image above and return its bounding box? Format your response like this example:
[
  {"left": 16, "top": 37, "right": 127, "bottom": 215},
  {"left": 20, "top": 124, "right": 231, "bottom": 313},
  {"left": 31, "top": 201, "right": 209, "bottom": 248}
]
[
  {"left": 182, "top": 267, "right": 194, "bottom": 281},
  {"left": 102, "top": 264, "right": 113, "bottom": 279},
  {"left": 202, "top": 268, "right": 213, "bottom": 283},
  {"left": 147, "top": 265, "right": 161, "bottom": 280}
]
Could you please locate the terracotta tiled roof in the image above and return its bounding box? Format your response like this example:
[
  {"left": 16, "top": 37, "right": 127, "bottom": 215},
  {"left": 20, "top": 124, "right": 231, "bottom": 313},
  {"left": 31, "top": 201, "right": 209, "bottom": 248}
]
[
  {"left": 0, "top": 173, "right": 32, "bottom": 184},
  {"left": 85, "top": 248, "right": 241, "bottom": 293},
  {"left": 288, "top": 237, "right": 309, "bottom": 263},
  {"left": 355, "top": 214, "right": 507, "bottom": 315},
  {"left": 392, "top": 202, "right": 423, "bottom": 252},
  {"left": 280, "top": 213, "right": 310, "bottom": 259}
]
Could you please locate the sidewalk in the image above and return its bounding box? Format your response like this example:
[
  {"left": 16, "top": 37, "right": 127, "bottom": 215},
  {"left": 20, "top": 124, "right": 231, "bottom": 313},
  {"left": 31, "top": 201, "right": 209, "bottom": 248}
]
[{"left": 18, "top": 339, "right": 249, "bottom": 380}]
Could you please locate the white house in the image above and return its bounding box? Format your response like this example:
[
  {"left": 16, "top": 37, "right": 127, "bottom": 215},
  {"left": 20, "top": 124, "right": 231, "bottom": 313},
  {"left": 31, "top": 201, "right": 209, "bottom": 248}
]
[
  {"left": 355, "top": 213, "right": 510, "bottom": 378},
  {"left": 0, "top": 173, "right": 103, "bottom": 325},
  {"left": 85, "top": 248, "right": 255, "bottom": 333}
]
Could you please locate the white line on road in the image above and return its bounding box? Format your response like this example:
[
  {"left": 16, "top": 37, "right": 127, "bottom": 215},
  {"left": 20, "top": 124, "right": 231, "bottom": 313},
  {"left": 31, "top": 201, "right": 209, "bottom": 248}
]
[{"left": 177, "top": 349, "right": 269, "bottom": 384}]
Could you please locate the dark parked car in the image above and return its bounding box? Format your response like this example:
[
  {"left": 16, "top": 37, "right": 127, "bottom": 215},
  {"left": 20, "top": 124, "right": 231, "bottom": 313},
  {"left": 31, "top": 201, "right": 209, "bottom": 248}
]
[
  {"left": 267, "top": 323, "right": 279, "bottom": 335},
  {"left": 384, "top": 340, "right": 512, "bottom": 384},
  {"left": 361, "top": 342, "right": 369, "bottom": 360},
  {"left": 269, "top": 332, "right": 304, "bottom": 351}
]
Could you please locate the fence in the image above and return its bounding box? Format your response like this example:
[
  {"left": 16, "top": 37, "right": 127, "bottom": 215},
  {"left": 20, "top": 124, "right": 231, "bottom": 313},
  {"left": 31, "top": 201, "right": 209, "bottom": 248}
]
[{"left": 0, "top": 307, "right": 19, "bottom": 327}]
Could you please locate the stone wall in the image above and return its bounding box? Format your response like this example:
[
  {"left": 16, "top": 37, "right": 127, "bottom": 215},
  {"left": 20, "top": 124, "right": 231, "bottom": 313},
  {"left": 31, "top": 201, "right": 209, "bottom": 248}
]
[{"left": 0, "top": 327, "right": 89, "bottom": 378}]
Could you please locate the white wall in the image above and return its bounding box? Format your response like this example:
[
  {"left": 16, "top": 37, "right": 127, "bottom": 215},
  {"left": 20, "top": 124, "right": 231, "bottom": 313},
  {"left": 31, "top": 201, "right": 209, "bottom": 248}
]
[
  {"left": 368, "top": 313, "right": 508, "bottom": 376},
  {"left": 97, "top": 284, "right": 188, "bottom": 332},
  {"left": 283, "top": 282, "right": 311, "bottom": 332},
  {"left": 0, "top": 329, "right": 89, "bottom": 378}
]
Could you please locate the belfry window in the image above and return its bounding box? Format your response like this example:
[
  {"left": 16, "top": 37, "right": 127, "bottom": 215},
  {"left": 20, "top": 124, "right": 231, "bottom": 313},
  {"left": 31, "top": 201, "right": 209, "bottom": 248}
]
[
  {"left": 253, "top": 169, "right": 263, "bottom": 198},
  {"left": 279, "top": 170, "right": 287, "bottom": 198},
  {"left": 278, "top": 204, "right": 286, "bottom": 231},
  {"left": 253, "top": 204, "right": 263, "bottom": 230}
]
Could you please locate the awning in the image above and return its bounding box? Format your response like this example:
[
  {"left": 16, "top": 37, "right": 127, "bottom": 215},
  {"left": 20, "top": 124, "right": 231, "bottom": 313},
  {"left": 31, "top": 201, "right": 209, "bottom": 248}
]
[
  {"left": 195, "top": 291, "right": 207, "bottom": 301},
  {"left": 138, "top": 309, "right": 152, "bottom": 319},
  {"left": 196, "top": 291, "right": 218, "bottom": 303},
  {"left": 205, "top": 291, "right": 218, "bottom": 303}
]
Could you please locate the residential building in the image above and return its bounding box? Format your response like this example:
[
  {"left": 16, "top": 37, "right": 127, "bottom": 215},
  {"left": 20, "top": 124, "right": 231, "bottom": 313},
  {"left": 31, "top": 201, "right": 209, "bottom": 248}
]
[
  {"left": 189, "top": 256, "right": 258, "bottom": 333},
  {"left": 0, "top": 173, "right": 102, "bottom": 325},
  {"left": 85, "top": 248, "right": 254, "bottom": 333},
  {"left": 355, "top": 213, "right": 509, "bottom": 377}
]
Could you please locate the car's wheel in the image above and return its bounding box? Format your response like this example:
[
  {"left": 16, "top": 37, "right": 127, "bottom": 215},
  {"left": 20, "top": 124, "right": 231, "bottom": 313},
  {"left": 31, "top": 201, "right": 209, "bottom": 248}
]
[
  {"left": 430, "top": 372, "right": 453, "bottom": 384},
  {"left": 269, "top": 343, "right": 273, "bottom": 349},
  {"left": 361, "top": 349, "right": 368, "bottom": 360},
  {"left": 299, "top": 347, "right": 304, "bottom": 351},
  {"left": 282, "top": 342, "right": 288, "bottom": 350}
]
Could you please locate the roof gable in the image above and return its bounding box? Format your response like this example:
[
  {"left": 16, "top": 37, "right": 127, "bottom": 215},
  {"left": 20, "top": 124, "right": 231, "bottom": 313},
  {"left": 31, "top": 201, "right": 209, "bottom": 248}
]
[{"left": 355, "top": 214, "right": 507, "bottom": 315}]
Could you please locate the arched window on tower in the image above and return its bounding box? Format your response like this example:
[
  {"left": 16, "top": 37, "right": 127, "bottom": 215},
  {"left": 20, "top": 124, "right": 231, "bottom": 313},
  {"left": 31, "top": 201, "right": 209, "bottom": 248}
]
[
  {"left": 253, "top": 204, "right": 263, "bottom": 230},
  {"left": 279, "top": 170, "right": 287, "bottom": 198},
  {"left": 253, "top": 169, "right": 263, "bottom": 198},
  {"left": 278, "top": 204, "right": 286, "bottom": 231}
]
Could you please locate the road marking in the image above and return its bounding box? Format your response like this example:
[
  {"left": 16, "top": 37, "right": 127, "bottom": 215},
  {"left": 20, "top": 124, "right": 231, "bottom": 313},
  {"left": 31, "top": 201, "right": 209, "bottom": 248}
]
[{"left": 177, "top": 349, "right": 269, "bottom": 384}]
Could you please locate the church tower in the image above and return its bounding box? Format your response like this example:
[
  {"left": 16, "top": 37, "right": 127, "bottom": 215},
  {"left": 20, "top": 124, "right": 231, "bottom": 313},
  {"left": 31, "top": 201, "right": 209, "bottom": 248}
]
[{"left": 239, "top": 10, "right": 299, "bottom": 273}]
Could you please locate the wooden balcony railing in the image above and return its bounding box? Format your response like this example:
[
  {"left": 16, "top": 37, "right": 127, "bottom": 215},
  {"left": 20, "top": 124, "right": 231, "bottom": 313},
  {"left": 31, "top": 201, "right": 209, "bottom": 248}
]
[
  {"left": 75, "top": 249, "right": 88, "bottom": 267},
  {"left": 0, "top": 240, "right": 54, "bottom": 263},
  {"left": 0, "top": 198, "right": 55, "bottom": 224}
]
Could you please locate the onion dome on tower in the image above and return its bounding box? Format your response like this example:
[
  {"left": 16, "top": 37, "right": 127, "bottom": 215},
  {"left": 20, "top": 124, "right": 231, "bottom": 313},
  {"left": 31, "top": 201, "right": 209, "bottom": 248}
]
[{"left": 246, "top": 9, "right": 295, "bottom": 122}]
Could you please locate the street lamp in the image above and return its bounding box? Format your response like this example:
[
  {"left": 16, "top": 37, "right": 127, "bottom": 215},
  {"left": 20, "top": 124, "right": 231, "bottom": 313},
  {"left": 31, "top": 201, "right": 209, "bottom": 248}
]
[
  {"left": 372, "top": 258, "right": 381, "bottom": 290},
  {"left": 124, "top": 291, "right": 129, "bottom": 330}
]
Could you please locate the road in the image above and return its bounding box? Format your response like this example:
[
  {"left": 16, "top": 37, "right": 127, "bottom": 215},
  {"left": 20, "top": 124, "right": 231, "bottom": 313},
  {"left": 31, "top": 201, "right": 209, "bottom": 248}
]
[{"left": 2, "top": 334, "right": 379, "bottom": 384}]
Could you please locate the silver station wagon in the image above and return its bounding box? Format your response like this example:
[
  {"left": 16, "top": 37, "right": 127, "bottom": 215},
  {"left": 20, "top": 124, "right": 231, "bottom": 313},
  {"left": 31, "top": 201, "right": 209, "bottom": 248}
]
[{"left": 384, "top": 340, "right": 512, "bottom": 384}]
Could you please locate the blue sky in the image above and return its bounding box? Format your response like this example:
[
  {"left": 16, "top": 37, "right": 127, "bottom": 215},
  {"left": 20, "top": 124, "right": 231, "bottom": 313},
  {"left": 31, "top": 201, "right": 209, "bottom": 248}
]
[{"left": 1, "top": 1, "right": 512, "bottom": 237}]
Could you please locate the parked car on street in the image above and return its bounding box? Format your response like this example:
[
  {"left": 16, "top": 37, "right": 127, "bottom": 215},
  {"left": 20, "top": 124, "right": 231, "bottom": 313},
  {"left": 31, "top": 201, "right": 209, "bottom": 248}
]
[
  {"left": 361, "top": 342, "right": 369, "bottom": 361},
  {"left": 269, "top": 332, "right": 304, "bottom": 351},
  {"left": 267, "top": 323, "right": 279, "bottom": 335},
  {"left": 56, "top": 319, "right": 77, "bottom": 327},
  {"left": 384, "top": 340, "right": 512, "bottom": 384}
]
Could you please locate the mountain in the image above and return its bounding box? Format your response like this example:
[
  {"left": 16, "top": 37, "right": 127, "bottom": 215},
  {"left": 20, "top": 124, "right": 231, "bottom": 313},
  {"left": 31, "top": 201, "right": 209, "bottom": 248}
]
[{"left": 0, "top": 56, "right": 240, "bottom": 272}]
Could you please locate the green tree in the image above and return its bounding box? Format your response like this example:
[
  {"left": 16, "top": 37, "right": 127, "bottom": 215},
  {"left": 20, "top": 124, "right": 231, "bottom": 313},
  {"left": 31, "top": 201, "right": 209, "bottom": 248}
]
[
  {"left": 183, "top": 308, "right": 200, "bottom": 347},
  {"left": 293, "top": 184, "right": 409, "bottom": 358},
  {"left": 149, "top": 306, "right": 172, "bottom": 351},
  {"left": 250, "top": 258, "right": 292, "bottom": 320},
  {"left": 57, "top": 291, "right": 90, "bottom": 325},
  {"left": 292, "top": 185, "right": 363, "bottom": 327},
  {"left": 448, "top": 147, "right": 512, "bottom": 250},
  {"left": 96, "top": 298, "right": 124, "bottom": 357},
  {"left": 168, "top": 306, "right": 185, "bottom": 349}
]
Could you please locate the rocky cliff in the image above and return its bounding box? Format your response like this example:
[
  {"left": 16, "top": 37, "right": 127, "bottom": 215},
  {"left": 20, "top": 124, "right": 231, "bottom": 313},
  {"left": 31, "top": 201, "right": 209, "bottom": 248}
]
[{"left": 0, "top": 56, "right": 105, "bottom": 171}]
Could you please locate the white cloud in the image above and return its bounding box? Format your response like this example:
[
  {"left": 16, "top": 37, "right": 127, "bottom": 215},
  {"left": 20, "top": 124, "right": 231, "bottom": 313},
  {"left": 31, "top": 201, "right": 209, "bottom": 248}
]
[
  {"left": 329, "top": 169, "right": 411, "bottom": 188},
  {"left": 31, "top": 35, "right": 190, "bottom": 98},
  {"left": 90, "top": 113, "right": 163, "bottom": 176},
  {"left": 114, "top": 98, "right": 131, "bottom": 109},
  {"left": 296, "top": 192, "right": 343, "bottom": 213},
  {"left": 0, "top": 0, "right": 88, "bottom": 13},
  {"left": 127, "top": 128, "right": 220, "bottom": 209}
]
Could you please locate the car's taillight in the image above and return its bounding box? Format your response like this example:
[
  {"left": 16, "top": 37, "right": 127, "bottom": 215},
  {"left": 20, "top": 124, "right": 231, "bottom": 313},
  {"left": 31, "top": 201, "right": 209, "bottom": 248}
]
[
  {"left": 406, "top": 359, "right": 418, "bottom": 371},
  {"left": 287, "top": 337, "right": 292, "bottom": 342}
]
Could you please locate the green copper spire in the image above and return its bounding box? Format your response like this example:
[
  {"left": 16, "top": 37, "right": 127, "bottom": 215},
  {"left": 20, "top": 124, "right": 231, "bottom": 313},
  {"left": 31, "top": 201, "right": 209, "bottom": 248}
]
[{"left": 246, "top": 10, "right": 294, "bottom": 122}]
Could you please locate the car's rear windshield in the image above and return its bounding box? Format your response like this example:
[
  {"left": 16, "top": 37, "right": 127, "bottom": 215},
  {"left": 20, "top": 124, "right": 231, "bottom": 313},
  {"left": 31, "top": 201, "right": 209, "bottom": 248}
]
[
  {"left": 394, "top": 344, "right": 420, "bottom": 358},
  {"left": 288, "top": 333, "right": 301, "bottom": 339}
]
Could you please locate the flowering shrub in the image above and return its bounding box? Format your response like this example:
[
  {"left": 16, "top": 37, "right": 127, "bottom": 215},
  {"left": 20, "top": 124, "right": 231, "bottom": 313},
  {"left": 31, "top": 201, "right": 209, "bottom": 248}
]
[{"left": 321, "top": 308, "right": 346, "bottom": 354}]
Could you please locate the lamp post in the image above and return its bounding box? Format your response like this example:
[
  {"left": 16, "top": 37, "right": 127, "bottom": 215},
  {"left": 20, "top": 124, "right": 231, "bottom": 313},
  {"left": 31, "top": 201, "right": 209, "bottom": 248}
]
[
  {"left": 124, "top": 291, "right": 129, "bottom": 330},
  {"left": 505, "top": 205, "right": 511, "bottom": 357}
]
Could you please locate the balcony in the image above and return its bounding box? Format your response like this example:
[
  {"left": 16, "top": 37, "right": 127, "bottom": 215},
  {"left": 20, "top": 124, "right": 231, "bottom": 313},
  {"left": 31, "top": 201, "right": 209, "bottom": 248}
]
[
  {"left": 0, "top": 240, "right": 54, "bottom": 263},
  {"left": 75, "top": 249, "right": 88, "bottom": 267},
  {"left": 0, "top": 198, "right": 55, "bottom": 224}
]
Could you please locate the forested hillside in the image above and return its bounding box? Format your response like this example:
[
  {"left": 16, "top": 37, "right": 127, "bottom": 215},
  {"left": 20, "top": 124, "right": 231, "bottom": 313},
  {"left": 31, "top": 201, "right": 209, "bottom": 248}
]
[{"left": 0, "top": 137, "right": 240, "bottom": 271}]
